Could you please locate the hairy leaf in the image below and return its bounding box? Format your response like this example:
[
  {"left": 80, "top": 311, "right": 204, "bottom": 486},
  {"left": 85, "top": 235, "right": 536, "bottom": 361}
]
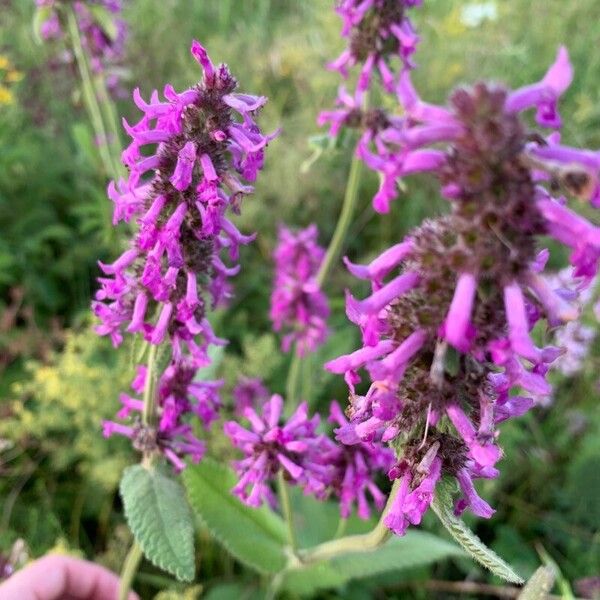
[
  {"left": 431, "top": 479, "right": 523, "bottom": 584},
  {"left": 120, "top": 465, "right": 195, "bottom": 582},
  {"left": 283, "top": 531, "right": 464, "bottom": 595},
  {"left": 518, "top": 566, "right": 555, "bottom": 600},
  {"left": 183, "top": 458, "right": 287, "bottom": 574}
]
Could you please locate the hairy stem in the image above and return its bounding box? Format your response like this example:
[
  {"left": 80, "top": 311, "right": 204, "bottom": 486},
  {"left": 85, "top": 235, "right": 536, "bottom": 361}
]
[
  {"left": 316, "top": 149, "right": 363, "bottom": 287},
  {"left": 93, "top": 70, "right": 124, "bottom": 177},
  {"left": 65, "top": 6, "right": 120, "bottom": 180},
  {"left": 298, "top": 478, "right": 399, "bottom": 564},
  {"left": 118, "top": 541, "right": 143, "bottom": 600},
  {"left": 284, "top": 349, "right": 302, "bottom": 413},
  {"left": 142, "top": 343, "right": 158, "bottom": 426},
  {"left": 277, "top": 470, "right": 298, "bottom": 553}
]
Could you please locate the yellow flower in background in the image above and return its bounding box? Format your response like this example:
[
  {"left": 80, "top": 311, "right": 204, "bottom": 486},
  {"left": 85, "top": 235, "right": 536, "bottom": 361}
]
[
  {"left": 441, "top": 7, "right": 468, "bottom": 37},
  {"left": 0, "top": 54, "right": 23, "bottom": 105},
  {"left": 6, "top": 70, "right": 24, "bottom": 83},
  {"left": 0, "top": 86, "right": 14, "bottom": 105}
]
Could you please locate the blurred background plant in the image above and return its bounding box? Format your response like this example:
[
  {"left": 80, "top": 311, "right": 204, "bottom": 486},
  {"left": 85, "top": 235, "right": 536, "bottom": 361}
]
[{"left": 0, "top": 0, "right": 598, "bottom": 598}]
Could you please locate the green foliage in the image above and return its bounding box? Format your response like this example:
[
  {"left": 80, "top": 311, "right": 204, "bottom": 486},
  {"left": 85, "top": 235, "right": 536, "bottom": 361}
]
[
  {"left": 431, "top": 479, "right": 524, "bottom": 584},
  {"left": 518, "top": 567, "right": 555, "bottom": 600},
  {"left": 183, "top": 458, "right": 287, "bottom": 574},
  {"left": 120, "top": 464, "right": 195, "bottom": 582},
  {"left": 2, "top": 328, "right": 131, "bottom": 488},
  {"left": 283, "top": 533, "right": 464, "bottom": 596}
]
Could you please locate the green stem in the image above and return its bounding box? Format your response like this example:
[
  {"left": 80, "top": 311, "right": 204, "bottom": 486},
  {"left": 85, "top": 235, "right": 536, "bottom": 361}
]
[
  {"left": 285, "top": 350, "right": 302, "bottom": 410},
  {"left": 333, "top": 517, "right": 348, "bottom": 540},
  {"left": 316, "top": 150, "right": 363, "bottom": 287},
  {"left": 142, "top": 343, "right": 158, "bottom": 426},
  {"left": 65, "top": 6, "right": 119, "bottom": 180},
  {"left": 277, "top": 471, "right": 297, "bottom": 553},
  {"left": 298, "top": 478, "right": 400, "bottom": 564},
  {"left": 93, "top": 71, "right": 124, "bottom": 177},
  {"left": 118, "top": 541, "right": 143, "bottom": 600}
]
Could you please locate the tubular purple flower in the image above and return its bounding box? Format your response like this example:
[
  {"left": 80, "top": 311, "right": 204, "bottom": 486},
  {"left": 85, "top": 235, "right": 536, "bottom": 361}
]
[
  {"left": 454, "top": 468, "right": 495, "bottom": 518},
  {"left": 345, "top": 271, "right": 420, "bottom": 344},
  {"left": 343, "top": 240, "right": 414, "bottom": 287},
  {"left": 505, "top": 46, "right": 573, "bottom": 128},
  {"left": 503, "top": 282, "right": 542, "bottom": 364},
  {"left": 367, "top": 329, "right": 428, "bottom": 382},
  {"left": 170, "top": 142, "right": 197, "bottom": 191},
  {"left": 443, "top": 272, "right": 477, "bottom": 351}
]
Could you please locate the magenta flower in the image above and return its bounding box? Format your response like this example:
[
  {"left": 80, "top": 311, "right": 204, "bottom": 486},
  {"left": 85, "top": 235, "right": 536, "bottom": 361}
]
[
  {"left": 224, "top": 395, "right": 332, "bottom": 507},
  {"left": 103, "top": 363, "right": 217, "bottom": 472},
  {"left": 232, "top": 376, "right": 270, "bottom": 417},
  {"left": 327, "top": 402, "right": 394, "bottom": 519},
  {"left": 96, "top": 41, "right": 276, "bottom": 470},
  {"left": 269, "top": 225, "right": 330, "bottom": 356}
]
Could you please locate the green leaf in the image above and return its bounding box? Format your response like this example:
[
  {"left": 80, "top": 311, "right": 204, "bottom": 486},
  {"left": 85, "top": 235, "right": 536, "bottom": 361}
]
[
  {"left": 518, "top": 567, "right": 555, "bottom": 600},
  {"left": 183, "top": 458, "right": 287, "bottom": 574},
  {"left": 87, "top": 5, "right": 118, "bottom": 41},
  {"left": 283, "top": 532, "right": 464, "bottom": 595},
  {"left": 120, "top": 465, "right": 195, "bottom": 582},
  {"left": 431, "top": 479, "right": 524, "bottom": 584}
]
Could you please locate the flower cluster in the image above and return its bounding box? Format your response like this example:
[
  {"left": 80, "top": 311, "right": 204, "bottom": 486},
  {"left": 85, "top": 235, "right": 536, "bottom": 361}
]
[
  {"left": 326, "top": 401, "right": 394, "bottom": 519},
  {"left": 269, "top": 224, "right": 330, "bottom": 356},
  {"left": 224, "top": 394, "right": 329, "bottom": 507},
  {"left": 36, "top": 0, "right": 127, "bottom": 94},
  {"left": 98, "top": 41, "right": 276, "bottom": 470},
  {"left": 327, "top": 47, "right": 600, "bottom": 535},
  {"left": 232, "top": 376, "right": 269, "bottom": 417},
  {"left": 320, "top": 1, "right": 422, "bottom": 211},
  {"left": 224, "top": 395, "right": 392, "bottom": 519},
  {"left": 329, "top": 0, "right": 422, "bottom": 94}
]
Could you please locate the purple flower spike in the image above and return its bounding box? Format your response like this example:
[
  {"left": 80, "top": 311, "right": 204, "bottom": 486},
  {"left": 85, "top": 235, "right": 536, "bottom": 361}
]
[
  {"left": 94, "top": 41, "right": 276, "bottom": 471},
  {"left": 330, "top": 0, "right": 422, "bottom": 95},
  {"left": 328, "top": 47, "right": 600, "bottom": 538},
  {"left": 224, "top": 395, "right": 331, "bottom": 507},
  {"left": 269, "top": 225, "right": 330, "bottom": 356}
]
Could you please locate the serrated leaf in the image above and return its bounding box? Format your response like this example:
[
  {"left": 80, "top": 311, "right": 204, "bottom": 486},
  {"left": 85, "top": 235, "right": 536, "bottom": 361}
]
[
  {"left": 518, "top": 566, "right": 555, "bottom": 600},
  {"left": 431, "top": 479, "right": 523, "bottom": 584},
  {"left": 183, "top": 458, "right": 287, "bottom": 574},
  {"left": 283, "top": 532, "right": 464, "bottom": 595},
  {"left": 120, "top": 465, "right": 195, "bottom": 582}
]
